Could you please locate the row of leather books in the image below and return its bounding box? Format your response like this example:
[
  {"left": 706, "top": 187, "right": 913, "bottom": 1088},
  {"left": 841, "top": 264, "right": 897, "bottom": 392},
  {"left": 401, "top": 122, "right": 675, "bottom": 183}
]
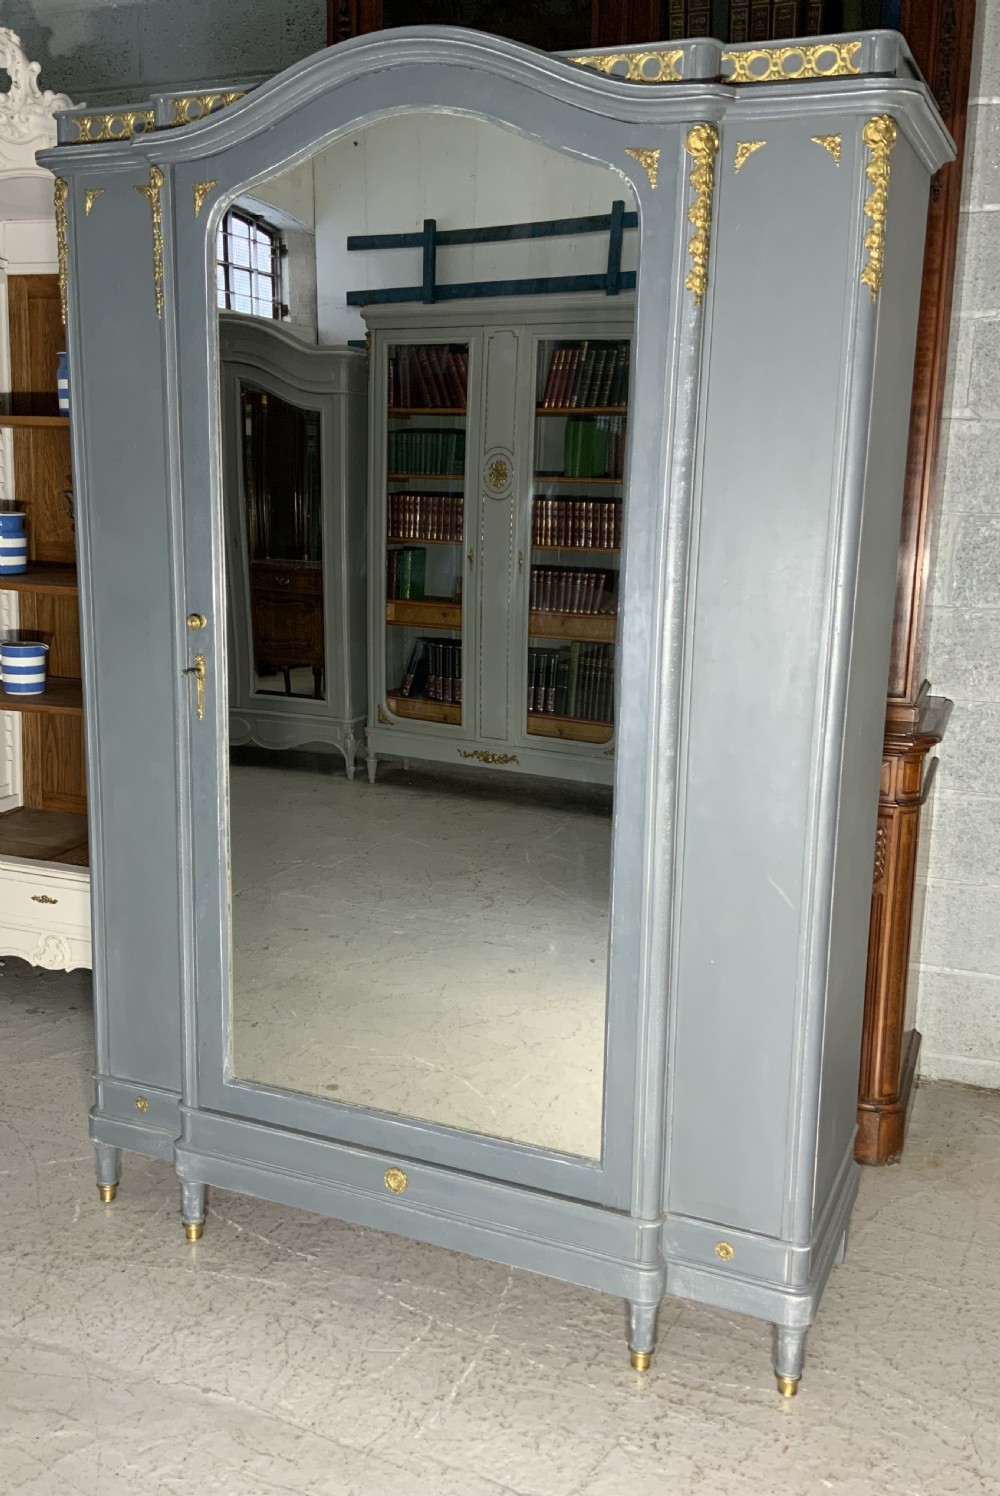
[
  {"left": 388, "top": 493, "right": 463, "bottom": 542},
  {"left": 665, "top": 1, "right": 839, "bottom": 39},
  {"left": 529, "top": 567, "right": 617, "bottom": 616},
  {"left": 388, "top": 343, "right": 468, "bottom": 409},
  {"left": 386, "top": 546, "right": 426, "bottom": 601},
  {"left": 538, "top": 340, "right": 630, "bottom": 410},
  {"left": 527, "top": 643, "right": 615, "bottom": 724},
  {"left": 532, "top": 498, "right": 621, "bottom": 550},
  {"left": 387, "top": 428, "right": 465, "bottom": 476},
  {"left": 560, "top": 414, "right": 625, "bottom": 479},
  {"left": 398, "top": 636, "right": 462, "bottom": 703}
]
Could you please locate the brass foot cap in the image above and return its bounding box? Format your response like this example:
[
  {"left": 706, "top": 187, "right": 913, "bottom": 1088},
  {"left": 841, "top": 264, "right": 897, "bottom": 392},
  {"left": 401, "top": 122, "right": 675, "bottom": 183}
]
[
  {"left": 630, "top": 1349, "right": 652, "bottom": 1372},
  {"left": 97, "top": 1183, "right": 118, "bottom": 1203},
  {"left": 776, "top": 1374, "right": 800, "bottom": 1398},
  {"left": 184, "top": 1221, "right": 204, "bottom": 1242}
]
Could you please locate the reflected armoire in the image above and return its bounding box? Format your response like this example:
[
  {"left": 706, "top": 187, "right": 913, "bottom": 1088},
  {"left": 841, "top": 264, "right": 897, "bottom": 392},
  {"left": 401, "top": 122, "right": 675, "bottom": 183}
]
[{"left": 44, "top": 28, "right": 951, "bottom": 1394}]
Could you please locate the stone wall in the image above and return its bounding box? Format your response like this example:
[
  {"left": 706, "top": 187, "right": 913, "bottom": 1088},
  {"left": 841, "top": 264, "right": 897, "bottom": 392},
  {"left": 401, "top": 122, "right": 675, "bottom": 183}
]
[{"left": 915, "top": 1, "right": 1000, "bottom": 1089}]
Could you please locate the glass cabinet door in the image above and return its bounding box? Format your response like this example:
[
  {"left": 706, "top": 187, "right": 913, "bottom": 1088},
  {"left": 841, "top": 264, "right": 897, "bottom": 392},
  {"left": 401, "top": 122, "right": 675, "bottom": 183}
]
[
  {"left": 241, "top": 383, "right": 324, "bottom": 699},
  {"left": 525, "top": 337, "right": 628, "bottom": 746},
  {"left": 382, "top": 341, "right": 468, "bottom": 726}
]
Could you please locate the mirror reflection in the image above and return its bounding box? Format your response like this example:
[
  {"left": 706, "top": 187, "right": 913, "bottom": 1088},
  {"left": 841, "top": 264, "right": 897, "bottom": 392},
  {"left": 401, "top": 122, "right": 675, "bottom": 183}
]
[
  {"left": 221, "top": 115, "right": 638, "bottom": 1159},
  {"left": 241, "top": 385, "right": 324, "bottom": 698}
]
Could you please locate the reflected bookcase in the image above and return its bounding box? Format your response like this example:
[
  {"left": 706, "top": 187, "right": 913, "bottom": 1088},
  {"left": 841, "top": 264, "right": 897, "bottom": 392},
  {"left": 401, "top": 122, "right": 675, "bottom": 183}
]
[
  {"left": 0, "top": 37, "right": 90, "bottom": 972},
  {"left": 363, "top": 297, "right": 633, "bottom": 785}
]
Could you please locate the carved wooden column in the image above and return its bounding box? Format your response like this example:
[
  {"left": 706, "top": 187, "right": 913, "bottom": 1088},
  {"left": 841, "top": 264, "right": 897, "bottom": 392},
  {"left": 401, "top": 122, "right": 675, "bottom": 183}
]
[{"left": 856, "top": 0, "right": 976, "bottom": 1164}]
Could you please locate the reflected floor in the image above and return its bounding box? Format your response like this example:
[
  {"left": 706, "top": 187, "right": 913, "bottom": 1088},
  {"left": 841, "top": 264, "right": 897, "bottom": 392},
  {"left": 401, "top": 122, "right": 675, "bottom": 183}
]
[{"left": 231, "top": 757, "right": 611, "bottom": 1157}]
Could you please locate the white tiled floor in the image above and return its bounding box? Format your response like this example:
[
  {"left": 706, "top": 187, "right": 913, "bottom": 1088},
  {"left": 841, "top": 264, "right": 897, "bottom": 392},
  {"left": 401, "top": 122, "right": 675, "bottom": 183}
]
[{"left": 1, "top": 958, "right": 998, "bottom": 1496}]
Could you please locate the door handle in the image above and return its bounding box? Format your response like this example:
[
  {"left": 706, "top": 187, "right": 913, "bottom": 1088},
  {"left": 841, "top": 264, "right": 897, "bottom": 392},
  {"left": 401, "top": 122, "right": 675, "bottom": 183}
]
[{"left": 184, "top": 653, "right": 207, "bottom": 721}]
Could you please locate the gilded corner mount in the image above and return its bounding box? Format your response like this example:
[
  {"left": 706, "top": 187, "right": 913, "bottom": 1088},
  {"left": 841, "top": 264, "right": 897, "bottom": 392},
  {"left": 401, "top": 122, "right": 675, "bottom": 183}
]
[
  {"left": 625, "top": 148, "right": 660, "bottom": 189},
  {"left": 193, "top": 180, "right": 218, "bottom": 218},
  {"left": 684, "top": 124, "right": 719, "bottom": 308},
  {"left": 811, "top": 134, "right": 842, "bottom": 167},
  {"left": 733, "top": 140, "right": 765, "bottom": 174},
  {"left": 860, "top": 114, "right": 898, "bottom": 302}
]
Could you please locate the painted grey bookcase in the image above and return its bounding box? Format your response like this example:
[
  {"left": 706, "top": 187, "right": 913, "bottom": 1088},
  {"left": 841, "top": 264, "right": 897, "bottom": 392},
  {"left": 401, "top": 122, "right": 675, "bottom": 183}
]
[
  {"left": 219, "top": 315, "right": 367, "bottom": 774},
  {"left": 44, "top": 27, "right": 951, "bottom": 1394},
  {"left": 364, "top": 297, "right": 633, "bottom": 785}
]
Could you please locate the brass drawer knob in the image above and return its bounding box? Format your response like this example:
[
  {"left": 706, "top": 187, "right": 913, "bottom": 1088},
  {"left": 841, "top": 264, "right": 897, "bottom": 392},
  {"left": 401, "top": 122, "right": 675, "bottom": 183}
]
[
  {"left": 384, "top": 1167, "right": 408, "bottom": 1194},
  {"left": 715, "top": 1241, "right": 734, "bottom": 1261}
]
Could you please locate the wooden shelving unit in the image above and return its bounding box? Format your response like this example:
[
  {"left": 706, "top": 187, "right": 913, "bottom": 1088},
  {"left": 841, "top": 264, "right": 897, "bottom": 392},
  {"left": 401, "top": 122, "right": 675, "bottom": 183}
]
[
  {"left": 1, "top": 272, "right": 88, "bottom": 847},
  {"left": 0, "top": 563, "right": 78, "bottom": 595},
  {"left": 535, "top": 406, "right": 626, "bottom": 417},
  {"left": 0, "top": 414, "right": 69, "bottom": 429},
  {"left": 0, "top": 677, "right": 83, "bottom": 715},
  {"left": 528, "top": 611, "right": 616, "bottom": 643},
  {"left": 534, "top": 475, "right": 622, "bottom": 486},
  {"left": 526, "top": 714, "right": 612, "bottom": 743},
  {"left": 386, "top": 693, "right": 461, "bottom": 725},
  {"left": 389, "top": 407, "right": 466, "bottom": 416},
  {"left": 385, "top": 598, "right": 461, "bottom": 628}
]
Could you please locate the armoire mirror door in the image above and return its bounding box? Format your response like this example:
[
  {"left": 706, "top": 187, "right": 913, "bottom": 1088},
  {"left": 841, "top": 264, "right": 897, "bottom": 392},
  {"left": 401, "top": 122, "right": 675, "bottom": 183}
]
[{"left": 216, "top": 115, "right": 639, "bottom": 1168}]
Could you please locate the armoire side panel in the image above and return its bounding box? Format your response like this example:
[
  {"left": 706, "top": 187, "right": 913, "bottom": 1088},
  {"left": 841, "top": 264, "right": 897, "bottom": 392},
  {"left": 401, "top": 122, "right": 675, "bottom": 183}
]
[
  {"left": 666, "top": 118, "right": 859, "bottom": 1239},
  {"left": 813, "top": 138, "right": 933, "bottom": 1213},
  {"left": 67, "top": 172, "right": 184, "bottom": 1097}
]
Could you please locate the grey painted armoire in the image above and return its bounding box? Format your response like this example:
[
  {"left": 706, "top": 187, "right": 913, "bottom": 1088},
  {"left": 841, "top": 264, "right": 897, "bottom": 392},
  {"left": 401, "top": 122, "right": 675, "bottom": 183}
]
[{"left": 42, "top": 29, "right": 951, "bottom": 1394}]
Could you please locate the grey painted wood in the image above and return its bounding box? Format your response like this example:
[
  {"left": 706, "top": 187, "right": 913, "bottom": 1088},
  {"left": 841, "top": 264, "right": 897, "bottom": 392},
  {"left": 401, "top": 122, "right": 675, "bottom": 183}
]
[{"left": 42, "top": 27, "right": 953, "bottom": 1387}]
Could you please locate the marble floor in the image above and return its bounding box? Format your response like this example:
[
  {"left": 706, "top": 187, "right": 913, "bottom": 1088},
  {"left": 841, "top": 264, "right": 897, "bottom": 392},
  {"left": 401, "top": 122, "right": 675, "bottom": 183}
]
[
  {"left": 2, "top": 958, "right": 999, "bottom": 1495},
  {"left": 231, "top": 759, "right": 612, "bottom": 1157}
]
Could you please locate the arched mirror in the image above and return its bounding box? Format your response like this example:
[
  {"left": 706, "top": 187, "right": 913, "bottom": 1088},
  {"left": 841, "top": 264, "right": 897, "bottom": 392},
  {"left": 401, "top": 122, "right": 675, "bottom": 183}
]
[{"left": 217, "top": 111, "right": 638, "bottom": 1162}]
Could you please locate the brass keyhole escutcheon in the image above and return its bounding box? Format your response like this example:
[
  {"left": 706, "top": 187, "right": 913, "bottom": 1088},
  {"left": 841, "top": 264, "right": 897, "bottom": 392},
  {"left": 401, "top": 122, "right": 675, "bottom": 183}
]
[
  {"left": 187, "top": 613, "right": 207, "bottom": 630},
  {"left": 384, "top": 1167, "right": 408, "bottom": 1194}
]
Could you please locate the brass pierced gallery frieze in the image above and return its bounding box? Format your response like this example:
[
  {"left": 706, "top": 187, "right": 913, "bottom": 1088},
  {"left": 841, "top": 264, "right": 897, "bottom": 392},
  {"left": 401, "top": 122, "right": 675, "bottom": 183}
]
[
  {"left": 84, "top": 188, "right": 104, "bottom": 216},
  {"left": 684, "top": 124, "right": 719, "bottom": 308},
  {"left": 625, "top": 147, "right": 660, "bottom": 189},
  {"left": 67, "top": 108, "right": 154, "bottom": 143},
  {"left": 811, "top": 134, "right": 842, "bottom": 167},
  {"left": 860, "top": 114, "right": 898, "bottom": 302},
  {"left": 722, "top": 41, "right": 861, "bottom": 85},
  {"left": 569, "top": 49, "right": 683, "bottom": 84},
  {"left": 54, "top": 178, "right": 69, "bottom": 325},
  {"left": 458, "top": 750, "right": 519, "bottom": 766},
  {"left": 170, "top": 91, "right": 244, "bottom": 126},
  {"left": 193, "top": 180, "right": 219, "bottom": 218},
  {"left": 733, "top": 140, "right": 765, "bottom": 174},
  {"left": 135, "top": 165, "right": 165, "bottom": 319}
]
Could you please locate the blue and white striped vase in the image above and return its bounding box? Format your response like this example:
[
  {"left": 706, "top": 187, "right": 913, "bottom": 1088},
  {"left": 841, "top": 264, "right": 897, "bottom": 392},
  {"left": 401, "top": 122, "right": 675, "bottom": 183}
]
[
  {"left": 0, "top": 511, "right": 28, "bottom": 575},
  {"left": 56, "top": 352, "right": 70, "bottom": 416},
  {"left": 0, "top": 640, "right": 49, "bottom": 697}
]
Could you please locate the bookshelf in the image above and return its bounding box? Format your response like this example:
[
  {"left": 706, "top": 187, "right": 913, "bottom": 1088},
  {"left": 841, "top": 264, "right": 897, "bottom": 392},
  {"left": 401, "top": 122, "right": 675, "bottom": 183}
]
[{"left": 364, "top": 298, "right": 633, "bottom": 784}]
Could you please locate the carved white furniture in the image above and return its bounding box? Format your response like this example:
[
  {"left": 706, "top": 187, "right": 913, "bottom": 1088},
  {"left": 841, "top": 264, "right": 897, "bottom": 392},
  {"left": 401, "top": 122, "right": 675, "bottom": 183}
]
[
  {"left": 0, "top": 30, "right": 89, "bottom": 972},
  {"left": 220, "top": 314, "right": 367, "bottom": 773}
]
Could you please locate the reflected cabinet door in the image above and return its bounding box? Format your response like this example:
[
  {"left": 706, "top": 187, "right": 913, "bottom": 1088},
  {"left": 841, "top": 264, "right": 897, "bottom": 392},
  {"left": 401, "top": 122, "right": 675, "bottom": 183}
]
[{"left": 241, "top": 383, "right": 325, "bottom": 700}]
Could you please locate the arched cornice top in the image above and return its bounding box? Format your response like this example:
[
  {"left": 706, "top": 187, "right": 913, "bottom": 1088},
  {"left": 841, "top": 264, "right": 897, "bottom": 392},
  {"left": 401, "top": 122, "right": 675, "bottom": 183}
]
[{"left": 38, "top": 26, "right": 953, "bottom": 180}]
